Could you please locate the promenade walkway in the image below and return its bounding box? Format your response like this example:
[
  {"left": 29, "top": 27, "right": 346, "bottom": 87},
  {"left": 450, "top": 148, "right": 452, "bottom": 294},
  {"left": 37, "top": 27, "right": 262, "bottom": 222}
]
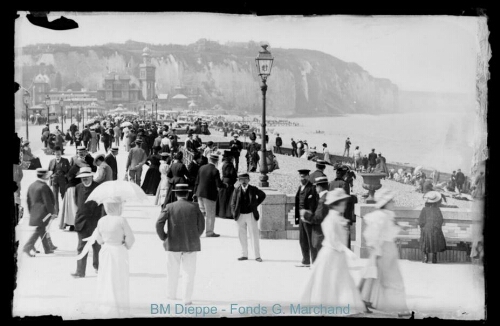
[{"left": 13, "top": 142, "right": 485, "bottom": 320}]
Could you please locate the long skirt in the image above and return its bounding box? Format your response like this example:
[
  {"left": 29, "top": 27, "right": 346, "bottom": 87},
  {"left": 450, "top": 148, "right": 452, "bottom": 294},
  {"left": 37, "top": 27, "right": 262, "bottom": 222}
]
[
  {"left": 216, "top": 184, "right": 235, "bottom": 218},
  {"left": 90, "top": 138, "right": 98, "bottom": 153},
  {"left": 359, "top": 241, "right": 408, "bottom": 313},
  {"left": 300, "top": 246, "right": 365, "bottom": 315},
  {"left": 58, "top": 186, "right": 77, "bottom": 228},
  {"left": 96, "top": 243, "right": 130, "bottom": 318},
  {"left": 155, "top": 177, "right": 168, "bottom": 206},
  {"left": 141, "top": 166, "right": 161, "bottom": 195}
]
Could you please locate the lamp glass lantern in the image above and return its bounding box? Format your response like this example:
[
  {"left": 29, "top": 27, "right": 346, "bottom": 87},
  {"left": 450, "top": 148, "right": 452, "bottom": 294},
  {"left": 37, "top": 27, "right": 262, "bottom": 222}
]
[
  {"left": 45, "top": 95, "right": 51, "bottom": 106},
  {"left": 255, "top": 45, "right": 274, "bottom": 80}
]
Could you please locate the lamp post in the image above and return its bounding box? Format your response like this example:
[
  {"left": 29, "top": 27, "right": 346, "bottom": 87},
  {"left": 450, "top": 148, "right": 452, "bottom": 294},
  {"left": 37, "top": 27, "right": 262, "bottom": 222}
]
[
  {"left": 59, "top": 98, "right": 64, "bottom": 133},
  {"left": 23, "top": 90, "right": 30, "bottom": 140},
  {"left": 255, "top": 44, "right": 274, "bottom": 187},
  {"left": 45, "top": 95, "right": 51, "bottom": 129},
  {"left": 70, "top": 98, "right": 73, "bottom": 124},
  {"left": 154, "top": 94, "right": 158, "bottom": 123}
]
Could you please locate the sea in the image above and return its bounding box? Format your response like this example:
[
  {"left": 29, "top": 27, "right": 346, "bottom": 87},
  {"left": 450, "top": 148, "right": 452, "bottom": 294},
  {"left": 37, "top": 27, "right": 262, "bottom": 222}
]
[{"left": 266, "top": 111, "right": 478, "bottom": 174}]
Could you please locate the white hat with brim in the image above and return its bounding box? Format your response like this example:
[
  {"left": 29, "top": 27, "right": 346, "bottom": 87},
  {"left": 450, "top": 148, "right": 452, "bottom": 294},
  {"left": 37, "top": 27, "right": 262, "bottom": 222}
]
[
  {"left": 325, "top": 188, "right": 350, "bottom": 205},
  {"left": 423, "top": 191, "right": 442, "bottom": 203},
  {"left": 374, "top": 188, "right": 396, "bottom": 208},
  {"left": 75, "top": 167, "right": 95, "bottom": 178}
]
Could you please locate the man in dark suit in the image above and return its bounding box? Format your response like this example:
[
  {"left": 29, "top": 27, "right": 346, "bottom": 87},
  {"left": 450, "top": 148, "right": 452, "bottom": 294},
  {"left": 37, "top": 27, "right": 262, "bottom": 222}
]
[
  {"left": 105, "top": 146, "right": 119, "bottom": 180},
  {"left": 70, "top": 146, "right": 97, "bottom": 172},
  {"left": 72, "top": 167, "right": 104, "bottom": 278},
  {"left": 455, "top": 169, "right": 466, "bottom": 193},
  {"left": 231, "top": 173, "right": 266, "bottom": 262},
  {"left": 81, "top": 125, "right": 92, "bottom": 150},
  {"left": 47, "top": 146, "right": 70, "bottom": 215},
  {"left": 229, "top": 133, "right": 243, "bottom": 172},
  {"left": 126, "top": 139, "right": 148, "bottom": 185},
  {"left": 187, "top": 152, "right": 203, "bottom": 201},
  {"left": 156, "top": 184, "right": 205, "bottom": 305},
  {"left": 368, "top": 148, "right": 377, "bottom": 173},
  {"left": 275, "top": 133, "right": 283, "bottom": 154},
  {"left": 309, "top": 160, "right": 327, "bottom": 184},
  {"left": 304, "top": 176, "right": 330, "bottom": 261},
  {"left": 295, "top": 169, "right": 318, "bottom": 267},
  {"left": 291, "top": 138, "right": 298, "bottom": 157},
  {"left": 194, "top": 154, "right": 227, "bottom": 237},
  {"left": 23, "top": 168, "right": 57, "bottom": 256}
]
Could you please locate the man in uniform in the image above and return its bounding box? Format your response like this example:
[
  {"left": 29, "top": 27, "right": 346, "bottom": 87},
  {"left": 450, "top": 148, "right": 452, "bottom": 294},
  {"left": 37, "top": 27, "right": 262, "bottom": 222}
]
[
  {"left": 229, "top": 133, "right": 243, "bottom": 172},
  {"left": 303, "top": 176, "right": 330, "bottom": 259},
  {"left": 295, "top": 169, "right": 318, "bottom": 267}
]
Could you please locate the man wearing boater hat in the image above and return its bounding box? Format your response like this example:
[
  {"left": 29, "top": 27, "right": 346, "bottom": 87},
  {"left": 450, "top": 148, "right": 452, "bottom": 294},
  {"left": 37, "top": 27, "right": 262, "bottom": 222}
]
[
  {"left": 229, "top": 133, "right": 243, "bottom": 172},
  {"left": 156, "top": 184, "right": 205, "bottom": 305},
  {"left": 105, "top": 146, "right": 119, "bottom": 180},
  {"left": 194, "top": 153, "right": 227, "bottom": 237},
  {"left": 231, "top": 173, "right": 266, "bottom": 262},
  {"left": 309, "top": 159, "right": 327, "bottom": 184},
  {"left": 72, "top": 167, "right": 104, "bottom": 278},
  {"left": 23, "top": 168, "right": 58, "bottom": 257},
  {"left": 295, "top": 169, "right": 318, "bottom": 267}
]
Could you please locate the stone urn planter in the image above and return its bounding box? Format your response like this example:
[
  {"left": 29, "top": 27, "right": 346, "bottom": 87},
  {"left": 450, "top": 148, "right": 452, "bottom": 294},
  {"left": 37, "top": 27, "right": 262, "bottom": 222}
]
[{"left": 360, "top": 173, "right": 387, "bottom": 204}]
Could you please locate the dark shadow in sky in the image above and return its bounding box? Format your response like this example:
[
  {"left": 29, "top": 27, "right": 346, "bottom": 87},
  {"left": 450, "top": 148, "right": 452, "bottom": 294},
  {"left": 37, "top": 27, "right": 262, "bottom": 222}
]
[{"left": 25, "top": 12, "right": 78, "bottom": 31}]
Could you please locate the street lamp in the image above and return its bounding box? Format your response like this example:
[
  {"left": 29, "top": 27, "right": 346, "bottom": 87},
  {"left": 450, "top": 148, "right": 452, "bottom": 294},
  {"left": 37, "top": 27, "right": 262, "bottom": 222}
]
[
  {"left": 59, "top": 98, "right": 64, "bottom": 133},
  {"left": 45, "top": 95, "right": 51, "bottom": 129},
  {"left": 70, "top": 98, "right": 73, "bottom": 124},
  {"left": 255, "top": 44, "right": 274, "bottom": 187},
  {"left": 154, "top": 94, "right": 158, "bottom": 123},
  {"left": 23, "top": 90, "right": 30, "bottom": 140}
]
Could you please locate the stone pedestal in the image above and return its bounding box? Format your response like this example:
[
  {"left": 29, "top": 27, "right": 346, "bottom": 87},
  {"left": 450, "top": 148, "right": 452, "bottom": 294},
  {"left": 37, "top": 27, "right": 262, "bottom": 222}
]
[{"left": 257, "top": 188, "right": 287, "bottom": 239}]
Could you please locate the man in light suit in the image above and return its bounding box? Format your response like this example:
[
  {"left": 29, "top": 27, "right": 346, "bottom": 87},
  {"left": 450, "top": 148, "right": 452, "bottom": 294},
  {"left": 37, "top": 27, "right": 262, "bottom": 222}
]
[
  {"left": 48, "top": 146, "right": 70, "bottom": 215},
  {"left": 155, "top": 184, "right": 205, "bottom": 305},
  {"left": 93, "top": 153, "right": 113, "bottom": 184},
  {"left": 231, "top": 173, "right": 266, "bottom": 262},
  {"left": 194, "top": 154, "right": 227, "bottom": 237},
  {"left": 113, "top": 124, "right": 121, "bottom": 146},
  {"left": 24, "top": 169, "right": 57, "bottom": 256},
  {"left": 105, "top": 146, "right": 119, "bottom": 180},
  {"left": 126, "top": 139, "right": 148, "bottom": 185}
]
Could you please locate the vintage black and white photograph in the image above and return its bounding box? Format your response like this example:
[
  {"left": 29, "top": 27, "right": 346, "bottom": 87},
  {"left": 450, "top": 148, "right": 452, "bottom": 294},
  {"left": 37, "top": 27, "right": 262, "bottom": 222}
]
[{"left": 12, "top": 11, "right": 488, "bottom": 320}]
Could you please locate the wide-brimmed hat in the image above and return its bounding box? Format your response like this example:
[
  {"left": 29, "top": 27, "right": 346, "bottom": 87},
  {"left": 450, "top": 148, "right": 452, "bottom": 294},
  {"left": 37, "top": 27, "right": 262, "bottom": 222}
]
[
  {"left": 209, "top": 154, "right": 219, "bottom": 161},
  {"left": 233, "top": 133, "right": 239, "bottom": 138},
  {"left": 76, "top": 145, "right": 87, "bottom": 151},
  {"left": 75, "top": 166, "right": 94, "bottom": 178},
  {"left": 206, "top": 141, "right": 214, "bottom": 146},
  {"left": 325, "top": 188, "right": 350, "bottom": 205},
  {"left": 172, "top": 184, "right": 192, "bottom": 192},
  {"left": 315, "top": 159, "right": 327, "bottom": 169},
  {"left": 36, "top": 168, "right": 53, "bottom": 180},
  {"left": 423, "top": 191, "right": 442, "bottom": 203},
  {"left": 374, "top": 188, "right": 396, "bottom": 208},
  {"left": 313, "top": 176, "right": 329, "bottom": 185},
  {"left": 238, "top": 173, "right": 250, "bottom": 179}
]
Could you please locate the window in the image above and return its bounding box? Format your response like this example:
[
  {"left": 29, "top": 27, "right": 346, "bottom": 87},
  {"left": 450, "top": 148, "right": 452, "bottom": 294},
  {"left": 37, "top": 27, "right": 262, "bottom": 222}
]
[{"left": 113, "top": 91, "right": 121, "bottom": 98}]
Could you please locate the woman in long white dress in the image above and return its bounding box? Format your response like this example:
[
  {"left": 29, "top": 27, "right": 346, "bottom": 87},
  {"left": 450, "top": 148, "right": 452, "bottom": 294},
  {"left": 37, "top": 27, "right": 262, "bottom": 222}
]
[
  {"left": 94, "top": 197, "right": 135, "bottom": 318},
  {"left": 300, "top": 188, "right": 366, "bottom": 316},
  {"left": 358, "top": 188, "right": 410, "bottom": 316},
  {"left": 155, "top": 153, "right": 170, "bottom": 205},
  {"left": 122, "top": 126, "right": 130, "bottom": 152}
]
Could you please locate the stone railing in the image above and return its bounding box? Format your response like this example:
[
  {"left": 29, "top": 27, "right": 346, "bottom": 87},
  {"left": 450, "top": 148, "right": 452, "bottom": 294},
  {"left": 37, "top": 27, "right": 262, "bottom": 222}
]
[{"left": 254, "top": 188, "right": 474, "bottom": 263}]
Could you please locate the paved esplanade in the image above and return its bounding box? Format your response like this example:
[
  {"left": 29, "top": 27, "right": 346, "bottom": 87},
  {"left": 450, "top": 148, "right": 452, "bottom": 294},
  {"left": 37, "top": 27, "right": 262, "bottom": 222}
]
[{"left": 13, "top": 138, "right": 484, "bottom": 320}]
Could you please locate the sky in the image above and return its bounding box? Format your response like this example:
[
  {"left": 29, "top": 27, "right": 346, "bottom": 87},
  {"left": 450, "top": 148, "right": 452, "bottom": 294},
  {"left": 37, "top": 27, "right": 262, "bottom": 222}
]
[{"left": 14, "top": 12, "right": 483, "bottom": 94}]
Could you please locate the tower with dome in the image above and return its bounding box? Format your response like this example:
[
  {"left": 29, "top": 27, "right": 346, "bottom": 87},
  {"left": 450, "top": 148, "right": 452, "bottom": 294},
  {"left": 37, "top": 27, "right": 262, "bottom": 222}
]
[{"left": 139, "top": 46, "right": 156, "bottom": 101}]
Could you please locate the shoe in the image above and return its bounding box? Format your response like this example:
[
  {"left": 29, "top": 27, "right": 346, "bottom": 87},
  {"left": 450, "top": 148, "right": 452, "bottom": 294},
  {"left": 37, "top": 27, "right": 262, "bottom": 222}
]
[
  {"left": 206, "top": 233, "right": 220, "bottom": 237},
  {"left": 68, "top": 226, "right": 75, "bottom": 231},
  {"left": 255, "top": 258, "right": 263, "bottom": 262},
  {"left": 45, "top": 250, "right": 55, "bottom": 254},
  {"left": 422, "top": 253, "right": 428, "bottom": 263},
  {"left": 295, "top": 263, "right": 310, "bottom": 267},
  {"left": 237, "top": 257, "right": 248, "bottom": 261},
  {"left": 431, "top": 254, "right": 437, "bottom": 264},
  {"left": 23, "top": 250, "right": 36, "bottom": 257},
  {"left": 71, "top": 273, "right": 85, "bottom": 278},
  {"left": 95, "top": 268, "right": 98, "bottom": 274}
]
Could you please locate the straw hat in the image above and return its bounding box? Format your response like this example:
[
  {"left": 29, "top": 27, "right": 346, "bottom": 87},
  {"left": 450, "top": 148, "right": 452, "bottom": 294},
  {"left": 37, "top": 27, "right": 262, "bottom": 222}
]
[
  {"left": 423, "top": 191, "right": 442, "bottom": 203},
  {"left": 313, "top": 176, "right": 329, "bottom": 186},
  {"left": 36, "top": 168, "right": 53, "bottom": 180},
  {"left": 325, "top": 188, "right": 350, "bottom": 205},
  {"left": 237, "top": 173, "right": 250, "bottom": 179},
  {"left": 374, "top": 188, "right": 396, "bottom": 208},
  {"left": 172, "top": 184, "right": 192, "bottom": 192},
  {"left": 75, "top": 166, "right": 94, "bottom": 178}
]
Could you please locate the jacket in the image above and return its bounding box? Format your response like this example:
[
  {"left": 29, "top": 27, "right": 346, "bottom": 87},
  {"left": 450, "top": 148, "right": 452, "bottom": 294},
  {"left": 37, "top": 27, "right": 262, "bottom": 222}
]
[
  {"left": 309, "top": 169, "right": 326, "bottom": 184},
  {"left": 74, "top": 181, "right": 104, "bottom": 233},
  {"left": 194, "top": 163, "right": 226, "bottom": 201},
  {"left": 231, "top": 184, "right": 267, "bottom": 221},
  {"left": 155, "top": 198, "right": 205, "bottom": 252},
  {"left": 27, "top": 180, "right": 55, "bottom": 226},
  {"left": 304, "top": 191, "right": 329, "bottom": 247},
  {"left": 126, "top": 147, "right": 147, "bottom": 171},
  {"left": 104, "top": 153, "right": 118, "bottom": 180},
  {"left": 48, "top": 157, "right": 70, "bottom": 179},
  {"left": 294, "top": 182, "right": 318, "bottom": 225},
  {"left": 93, "top": 161, "right": 114, "bottom": 184}
]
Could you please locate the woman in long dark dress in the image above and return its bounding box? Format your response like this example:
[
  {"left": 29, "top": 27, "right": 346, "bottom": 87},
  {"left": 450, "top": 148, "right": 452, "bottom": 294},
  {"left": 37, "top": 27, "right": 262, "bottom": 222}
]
[
  {"left": 162, "top": 151, "right": 189, "bottom": 208},
  {"left": 141, "top": 146, "right": 162, "bottom": 195},
  {"left": 418, "top": 191, "right": 447, "bottom": 263},
  {"left": 216, "top": 151, "right": 238, "bottom": 219}
]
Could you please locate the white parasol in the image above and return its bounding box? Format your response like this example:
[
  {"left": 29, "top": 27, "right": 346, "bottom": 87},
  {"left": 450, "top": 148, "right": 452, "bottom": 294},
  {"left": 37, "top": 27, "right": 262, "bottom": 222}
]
[
  {"left": 120, "top": 121, "right": 133, "bottom": 127},
  {"left": 85, "top": 180, "right": 149, "bottom": 205}
]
